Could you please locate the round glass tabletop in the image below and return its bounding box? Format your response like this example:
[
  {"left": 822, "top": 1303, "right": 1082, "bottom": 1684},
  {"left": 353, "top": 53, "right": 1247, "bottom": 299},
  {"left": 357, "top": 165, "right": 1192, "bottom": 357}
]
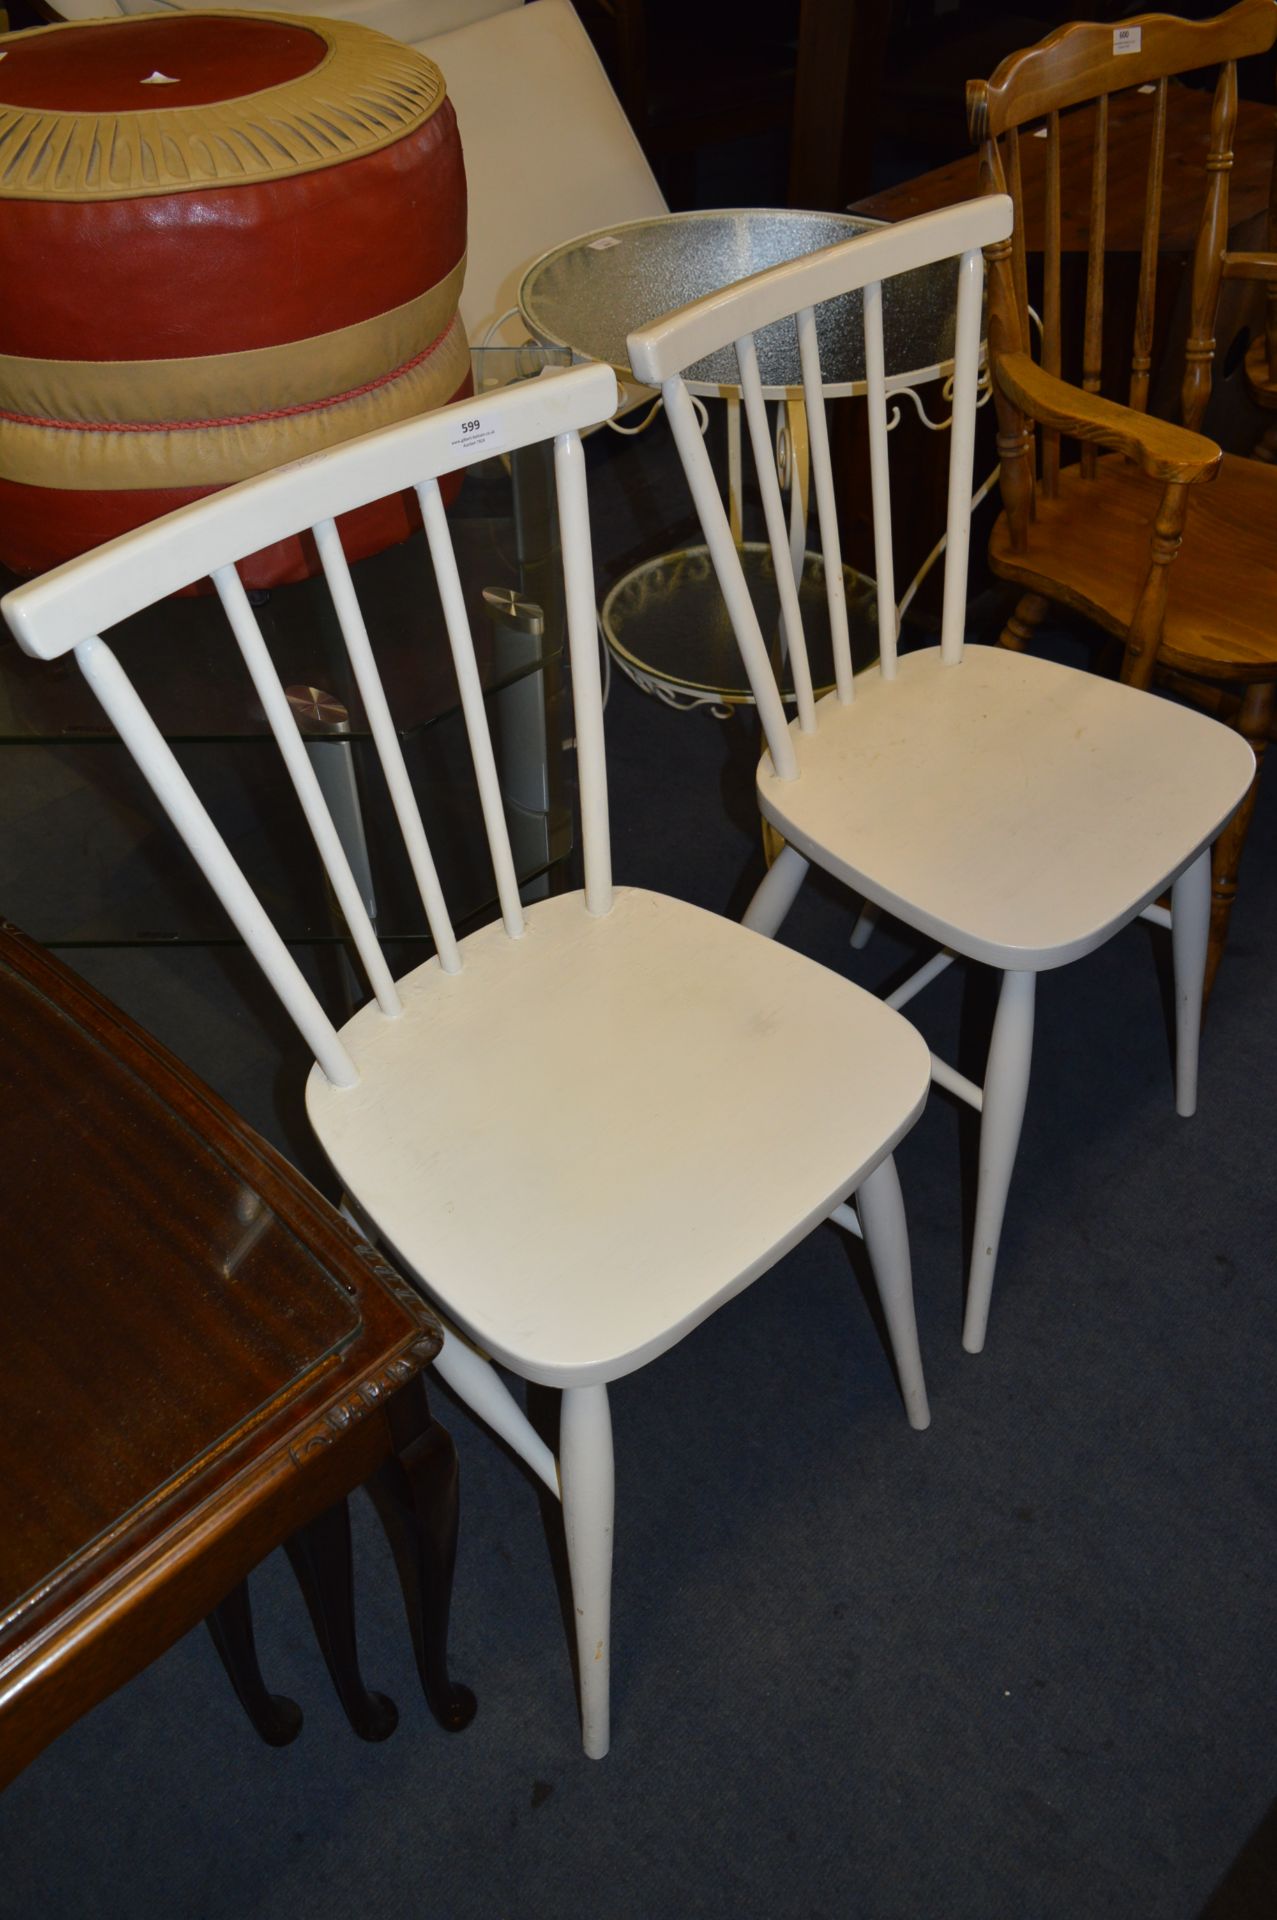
[
  {"left": 602, "top": 543, "right": 881, "bottom": 710},
  {"left": 519, "top": 208, "right": 966, "bottom": 398}
]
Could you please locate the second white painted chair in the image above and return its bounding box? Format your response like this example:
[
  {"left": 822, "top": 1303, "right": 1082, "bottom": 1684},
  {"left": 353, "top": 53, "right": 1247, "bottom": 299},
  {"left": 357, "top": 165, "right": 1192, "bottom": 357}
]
[
  {"left": 627, "top": 197, "right": 1256, "bottom": 1355},
  {"left": 2, "top": 362, "right": 933, "bottom": 1758}
]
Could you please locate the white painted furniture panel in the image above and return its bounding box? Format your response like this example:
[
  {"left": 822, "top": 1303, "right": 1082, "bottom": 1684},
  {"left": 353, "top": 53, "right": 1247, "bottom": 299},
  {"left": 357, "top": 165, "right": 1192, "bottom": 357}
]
[{"left": 412, "top": 0, "right": 667, "bottom": 345}]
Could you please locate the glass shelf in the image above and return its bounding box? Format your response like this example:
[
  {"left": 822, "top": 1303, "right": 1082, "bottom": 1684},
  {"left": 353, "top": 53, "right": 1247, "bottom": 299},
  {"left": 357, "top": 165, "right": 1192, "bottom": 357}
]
[
  {"left": 0, "top": 345, "right": 576, "bottom": 948},
  {"left": 6, "top": 724, "right": 573, "bottom": 949},
  {"left": 0, "top": 518, "right": 560, "bottom": 747}
]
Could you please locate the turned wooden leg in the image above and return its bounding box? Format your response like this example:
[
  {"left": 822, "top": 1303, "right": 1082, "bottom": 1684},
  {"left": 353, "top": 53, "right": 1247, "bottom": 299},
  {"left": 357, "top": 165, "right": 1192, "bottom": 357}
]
[
  {"left": 998, "top": 591, "right": 1049, "bottom": 652},
  {"left": 206, "top": 1580, "right": 303, "bottom": 1746},
  {"left": 285, "top": 1500, "right": 398, "bottom": 1742},
  {"left": 1206, "top": 681, "right": 1274, "bottom": 1003},
  {"left": 375, "top": 1373, "right": 477, "bottom": 1733}
]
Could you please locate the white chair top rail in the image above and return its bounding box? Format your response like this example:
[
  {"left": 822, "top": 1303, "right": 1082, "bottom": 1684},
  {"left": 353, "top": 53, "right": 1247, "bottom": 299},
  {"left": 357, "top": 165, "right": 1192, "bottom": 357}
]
[
  {"left": 626, "top": 197, "right": 1013, "bottom": 388},
  {"left": 3, "top": 362, "right": 619, "bottom": 661}
]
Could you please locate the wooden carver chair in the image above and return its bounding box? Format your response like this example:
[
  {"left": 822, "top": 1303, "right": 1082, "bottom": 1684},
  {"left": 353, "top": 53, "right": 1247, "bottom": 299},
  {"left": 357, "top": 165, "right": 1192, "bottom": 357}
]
[
  {"left": 970, "top": 0, "right": 1277, "bottom": 1000},
  {"left": 1, "top": 363, "right": 935, "bottom": 1760}
]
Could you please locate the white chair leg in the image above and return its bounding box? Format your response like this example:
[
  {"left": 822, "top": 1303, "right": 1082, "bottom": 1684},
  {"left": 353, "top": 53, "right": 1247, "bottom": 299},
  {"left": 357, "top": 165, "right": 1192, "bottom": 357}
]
[
  {"left": 849, "top": 899, "right": 879, "bottom": 950},
  {"left": 432, "top": 1327, "right": 560, "bottom": 1498},
  {"left": 963, "top": 968, "right": 1036, "bottom": 1356},
  {"left": 1171, "top": 847, "right": 1210, "bottom": 1118},
  {"left": 560, "top": 1383, "right": 614, "bottom": 1760},
  {"left": 742, "top": 841, "right": 809, "bottom": 936},
  {"left": 856, "top": 1153, "right": 930, "bottom": 1430}
]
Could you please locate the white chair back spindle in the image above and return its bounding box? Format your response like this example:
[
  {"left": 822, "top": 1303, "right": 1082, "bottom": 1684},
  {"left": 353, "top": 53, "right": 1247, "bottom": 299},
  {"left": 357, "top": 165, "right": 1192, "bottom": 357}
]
[
  {"left": 659, "top": 375, "right": 800, "bottom": 780},
  {"left": 418, "top": 476, "right": 526, "bottom": 943},
  {"left": 554, "top": 429, "right": 614, "bottom": 915},
  {"left": 313, "top": 515, "right": 462, "bottom": 975},
  {"left": 861, "top": 277, "right": 899, "bottom": 676},
  {"left": 735, "top": 330, "right": 817, "bottom": 731},
  {"left": 796, "top": 305, "right": 854, "bottom": 703},
  {"left": 940, "top": 244, "right": 987, "bottom": 665},
  {"left": 627, "top": 198, "right": 1014, "bottom": 735},
  {"left": 211, "top": 560, "right": 403, "bottom": 1019},
  {"left": 73, "top": 632, "right": 361, "bottom": 1089},
  {"left": 2, "top": 362, "right": 621, "bottom": 1084}
]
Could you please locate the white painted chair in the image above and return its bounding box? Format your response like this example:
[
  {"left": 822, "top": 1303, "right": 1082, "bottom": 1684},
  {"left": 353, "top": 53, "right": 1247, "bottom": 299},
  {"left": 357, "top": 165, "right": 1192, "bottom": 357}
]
[
  {"left": 2, "top": 363, "right": 933, "bottom": 1759},
  {"left": 627, "top": 197, "right": 1256, "bottom": 1356}
]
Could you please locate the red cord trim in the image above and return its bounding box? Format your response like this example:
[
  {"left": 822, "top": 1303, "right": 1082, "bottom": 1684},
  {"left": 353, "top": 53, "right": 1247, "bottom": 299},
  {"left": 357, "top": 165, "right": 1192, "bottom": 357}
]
[{"left": 0, "top": 318, "right": 458, "bottom": 435}]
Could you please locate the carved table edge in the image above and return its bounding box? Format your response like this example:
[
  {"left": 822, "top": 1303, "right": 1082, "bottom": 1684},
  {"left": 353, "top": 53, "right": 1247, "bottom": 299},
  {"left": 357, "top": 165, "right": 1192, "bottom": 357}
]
[{"left": 287, "top": 1327, "right": 440, "bottom": 1467}]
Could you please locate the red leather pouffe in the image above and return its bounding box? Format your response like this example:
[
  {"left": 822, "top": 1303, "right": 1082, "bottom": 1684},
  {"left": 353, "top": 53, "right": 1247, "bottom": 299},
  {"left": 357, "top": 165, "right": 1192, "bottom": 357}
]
[{"left": 0, "top": 11, "right": 469, "bottom": 585}]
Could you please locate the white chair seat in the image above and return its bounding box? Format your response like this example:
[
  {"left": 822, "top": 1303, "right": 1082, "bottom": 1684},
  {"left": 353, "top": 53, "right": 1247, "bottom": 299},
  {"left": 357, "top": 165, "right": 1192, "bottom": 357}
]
[
  {"left": 308, "top": 886, "right": 931, "bottom": 1387},
  {"left": 759, "top": 645, "right": 1256, "bottom": 972}
]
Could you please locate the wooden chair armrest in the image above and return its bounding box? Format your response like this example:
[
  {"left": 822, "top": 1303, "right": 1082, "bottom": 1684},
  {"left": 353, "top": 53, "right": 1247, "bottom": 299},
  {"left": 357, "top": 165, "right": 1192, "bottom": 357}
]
[
  {"left": 1221, "top": 250, "right": 1277, "bottom": 281},
  {"left": 993, "top": 352, "right": 1221, "bottom": 484}
]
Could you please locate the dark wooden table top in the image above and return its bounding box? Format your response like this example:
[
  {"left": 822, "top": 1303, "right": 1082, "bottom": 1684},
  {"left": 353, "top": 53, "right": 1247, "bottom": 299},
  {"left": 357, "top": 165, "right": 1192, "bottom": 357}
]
[
  {"left": 0, "top": 922, "right": 445, "bottom": 1785},
  {"left": 851, "top": 84, "right": 1274, "bottom": 253}
]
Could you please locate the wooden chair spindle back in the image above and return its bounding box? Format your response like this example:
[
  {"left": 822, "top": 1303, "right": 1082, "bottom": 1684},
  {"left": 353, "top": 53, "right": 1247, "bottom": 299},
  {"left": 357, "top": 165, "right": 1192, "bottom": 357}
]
[
  {"left": 1265, "top": 100, "right": 1277, "bottom": 373},
  {"left": 1080, "top": 91, "right": 1109, "bottom": 477},
  {"left": 1130, "top": 77, "right": 1167, "bottom": 413},
  {"left": 968, "top": 1, "right": 1275, "bottom": 492}
]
